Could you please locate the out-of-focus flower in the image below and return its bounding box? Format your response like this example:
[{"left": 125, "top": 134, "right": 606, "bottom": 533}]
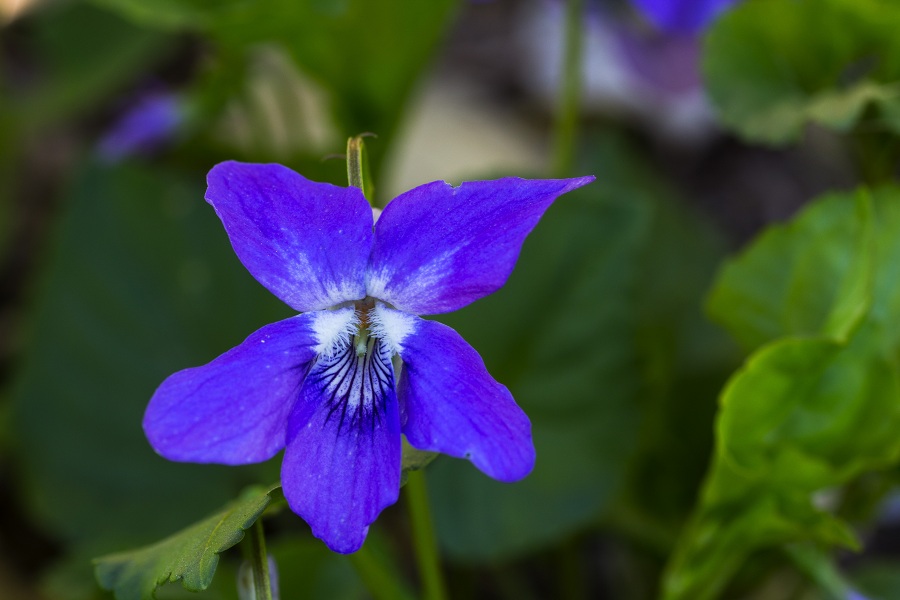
[
  {"left": 630, "top": 0, "right": 743, "bottom": 35},
  {"left": 518, "top": 1, "right": 714, "bottom": 141},
  {"left": 142, "top": 161, "right": 593, "bottom": 553},
  {"left": 97, "top": 91, "right": 185, "bottom": 162}
]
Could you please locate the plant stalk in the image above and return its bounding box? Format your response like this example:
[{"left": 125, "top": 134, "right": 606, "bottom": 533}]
[
  {"left": 405, "top": 470, "right": 448, "bottom": 600},
  {"left": 552, "top": 0, "right": 585, "bottom": 178}
]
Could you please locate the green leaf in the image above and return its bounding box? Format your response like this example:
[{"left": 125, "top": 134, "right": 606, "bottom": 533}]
[
  {"left": 704, "top": 0, "right": 900, "bottom": 144},
  {"left": 94, "top": 485, "right": 278, "bottom": 599},
  {"left": 662, "top": 188, "right": 900, "bottom": 600},
  {"left": 207, "top": 0, "right": 458, "bottom": 178},
  {"left": 89, "top": 0, "right": 242, "bottom": 30},
  {"left": 852, "top": 562, "right": 900, "bottom": 600},
  {"left": 11, "top": 3, "right": 170, "bottom": 129},
  {"left": 708, "top": 190, "right": 875, "bottom": 352},
  {"left": 428, "top": 134, "right": 731, "bottom": 561},
  {"left": 11, "top": 163, "right": 287, "bottom": 569}
]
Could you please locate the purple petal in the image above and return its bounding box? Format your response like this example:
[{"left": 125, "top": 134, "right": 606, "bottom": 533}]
[
  {"left": 144, "top": 313, "right": 327, "bottom": 465},
  {"left": 367, "top": 176, "right": 594, "bottom": 315},
  {"left": 379, "top": 307, "right": 534, "bottom": 482},
  {"left": 631, "top": 0, "right": 742, "bottom": 34},
  {"left": 282, "top": 337, "right": 401, "bottom": 553},
  {"left": 206, "top": 162, "right": 373, "bottom": 312},
  {"left": 97, "top": 91, "right": 184, "bottom": 162}
]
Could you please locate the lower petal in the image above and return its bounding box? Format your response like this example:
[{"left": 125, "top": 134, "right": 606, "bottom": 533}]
[
  {"left": 391, "top": 311, "right": 535, "bottom": 482},
  {"left": 282, "top": 337, "right": 401, "bottom": 553},
  {"left": 143, "top": 313, "right": 326, "bottom": 465}
]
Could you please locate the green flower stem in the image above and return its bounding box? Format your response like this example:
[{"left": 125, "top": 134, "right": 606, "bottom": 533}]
[
  {"left": 405, "top": 469, "right": 448, "bottom": 600},
  {"left": 347, "top": 135, "right": 376, "bottom": 204},
  {"left": 349, "top": 542, "right": 416, "bottom": 600},
  {"left": 551, "top": 0, "right": 585, "bottom": 178},
  {"left": 248, "top": 520, "right": 273, "bottom": 600}
]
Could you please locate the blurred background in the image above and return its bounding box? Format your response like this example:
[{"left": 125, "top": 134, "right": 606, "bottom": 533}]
[{"left": 2, "top": 0, "right": 900, "bottom": 598}]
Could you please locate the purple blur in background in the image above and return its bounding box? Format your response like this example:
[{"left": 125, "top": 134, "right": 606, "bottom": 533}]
[{"left": 97, "top": 91, "right": 185, "bottom": 162}]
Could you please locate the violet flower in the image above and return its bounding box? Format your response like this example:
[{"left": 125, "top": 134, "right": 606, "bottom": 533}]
[
  {"left": 630, "top": 0, "right": 743, "bottom": 34},
  {"left": 97, "top": 91, "right": 184, "bottom": 162},
  {"left": 143, "top": 162, "right": 593, "bottom": 553}
]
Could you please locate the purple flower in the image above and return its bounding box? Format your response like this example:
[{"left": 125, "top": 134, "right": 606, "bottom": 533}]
[
  {"left": 631, "top": 0, "right": 743, "bottom": 34},
  {"left": 97, "top": 91, "right": 184, "bottom": 162},
  {"left": 142, "top": 162, "right": 594, "bottom": 553}
]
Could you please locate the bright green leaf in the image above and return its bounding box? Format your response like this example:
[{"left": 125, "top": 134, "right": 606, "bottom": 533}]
[
  {"left": 662, "top": 188, "right": 900, "bottom": 600},
  {"left": 704, "top": 0, "right": 900, "bottom": 144},
  {"left": 708, "top": 190, "right": 875, "bottom": 352},
  {"left": 94, "top": 485, "right": 278, "bottom": 600}
]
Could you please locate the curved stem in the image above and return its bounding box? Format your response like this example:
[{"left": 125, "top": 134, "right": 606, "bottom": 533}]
[
  {"left": 405, "top": 470, "right": 448, "bottom": 600},
  {"left": 552, "top": 0, "right": 585, "bottom": 178}
]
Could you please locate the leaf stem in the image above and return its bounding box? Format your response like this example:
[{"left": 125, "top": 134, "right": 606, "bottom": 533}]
[
  {"left": 405, "top": 469, "right": 448, "bottom": 600},
  {"left": 248, "top": 520, "right": 273, "bottom": 600},
  {"left": 552, "top": 0, "right": 585, "bottom": 178}
]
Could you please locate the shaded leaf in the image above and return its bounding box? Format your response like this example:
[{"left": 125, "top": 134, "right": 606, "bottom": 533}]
[
  {"left": 429, "top": 135, "right": 731, "bottom": 561},
  {"left": 11, "top": 162, "right": 287, "bottom": 566},
  {"left": 94, "top": 485, "right": 278, "bottom": 599},
  {"left": 704, "top": 0, "right": 900, "bottom": 144},
  {"left": 12, "top": 3, "right": 169, "bottom": 129},
  {"left": 207, "top": 0, "right": 458, "bottom": 178}
]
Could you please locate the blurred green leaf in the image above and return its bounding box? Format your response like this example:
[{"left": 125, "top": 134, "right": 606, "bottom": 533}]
[
  {"left": 12, "top": 3, "right": 170, "bottom": 128},
  {"left": 429, "top": 179, "right": 647, "bottom": 562},
  {"left": 429, "top": 135, "right": 731, "bottom": 561},
  {"left": 662, "top": 190, "right": 900, "bottom": 600},
  {"left": 208, "top": 0, "right": 458, "bottom": 179},
  {"left": 88, "top": 0, "right": 242, "bottom": 30},
  {"left": 11, "top": 163, "right": 289, "bottom": 582},
  {"left": 266, "top": 537, "right": 367, "bottom": 600},
  {"left": 92, "top": 0, "right": 458, "bottom": 178},
  {"left": 704, "top": 0, "right": 900, "bottom": 145},
  {"left": 94, "top": 485, "right": 277, "bottom": 600},
  {"left": 852, "top": 561, "right": 900, "bottom": 600}
]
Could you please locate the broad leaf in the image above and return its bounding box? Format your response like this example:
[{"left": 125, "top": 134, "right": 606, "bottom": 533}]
[
  {"left": 11, "top": 163, "right": 288, "bottom": 588},
  {"left": 708, "top": 190, "right": 875, "bottom": 352},
  {"left": 94, "top": 485, "right": 278, "bottom": 599},
  {"left": 704, "top": 0, "right": 900, "bottom": 145},
  {"left": 429, "top": 135, "right": 731, "bottom": 561},
  {"left": 662, "top": 189, "right": 900, "bottom": 600}
]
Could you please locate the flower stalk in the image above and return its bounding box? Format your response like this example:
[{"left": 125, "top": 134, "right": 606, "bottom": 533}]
[
  {"left": 246, "top": 520, "right": 274, "bottom": 600},
  {"left": 405, "top": 470, "right": 448, "bottom": 600},
  {"left": 347, "top": 134, "right": 376, "bottom": 203},
  {"left": 552, "top": 0, "right": 585, "bottom": 178}
]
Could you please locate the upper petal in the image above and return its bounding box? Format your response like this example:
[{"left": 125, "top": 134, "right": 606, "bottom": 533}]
[
  {"left": 143, "top": 310, "right": 356, "bottom": 465},
  {"left": 206, "top": 161, "right": 373, "bottom": 312},
  {"left": 366, "top": 176, "right": 594, "bottom": 315},
  {"left": 377, "top": 306, "right": 535, "bottom": 482},
  {"left": 281, "top": 336, "right": 401, "bottom": 553},
  {"left": 632, "top": 0, "right": 740, "bottom": 34}
]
